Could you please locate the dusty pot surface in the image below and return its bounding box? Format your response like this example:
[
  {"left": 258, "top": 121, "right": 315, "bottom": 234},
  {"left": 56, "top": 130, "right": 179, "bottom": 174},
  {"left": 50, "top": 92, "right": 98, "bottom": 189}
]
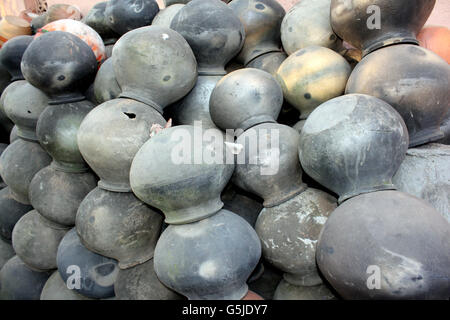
[
  {"left": 246, "top": 51, "right": 287, "bottom": 77},
  {"left": 299, "top": 94, "right": 409, "bottom": 203},
  {"left": 273, "top": 279, "right": 336, "bottom": 300},
  {"left": 78, "top": 98, "right": 166, "bottom": 192},
  {"left": 41, "top": 271, "right": 92, "bottom": 300},
  {"left": 29, "top": 166, "right": 97, "bottom": 226},
  {"left": 0, "top": 187, "right": 33, "bottom": 240},
  {"left": 229, "top": 0, "right": 285, "bottom": 65},
  {"left": 2, "top": 80, "right": 48, "bottom": 141},
  {"left": 76, "top": 187, "right": 163, "bottom": 269},
  {"left": 130, "top": 125, "right": 235, "bottom": 224},
  {"left": 12, "top": 210, "right": 69, "bottom": 271},
  {"left": 330, "top": 0, "right": 436, "bottom": 56},
  {"left": 21, "top": 31, "right": 97, "bottom": 104},
  {"left": 114, "top": 258, "right": 183, "bottom": 300},
  {"left": 233, "top": 123, "right": 306, "bottom": 207},
  {"left": 317, "top": 190, "right": 450, "bottom": 299},
  {"left": 113, "top": 26, "right": 197, "bottom": 114},
  {"left": 0, "top": 238, "right": 14, "bottom": 269},
  {"left": 256, "top": 188, "right": 337, "bottom": 286},
  {"left": 83, "top": 1, "right": 119, "bottom": 44},
  {"left": 0, "top": 139, "right": 52, "bottom": 204},
  {"left": 57, "top": 228, "right": 118, "bottom": 299},
  {"left": 0, "top": 255, "right": 51, "bottom": 300},
  {"left": 0, "top": 35, "right": 33, "bottom": 81},
  {"left": 171, "top": 0, "right": 245, "bottom": 75},
  {"left": 152, "top": 4, "right": 186, "bottom": 29},
  {"left": 93, "top": 58, "right": 121, "bottom": 104},
  {"left": 346, "top": 44, "right": 450, "bottom": 147},
  {"left": 154, "top": 209, "right": 261, "bottom": 300},
  {"left": 105, "top": 0, "right": 160, "bottom": 35},
  {"left": 276, "top": 46, "right": 351, "bottom": 119},
  {"left": 281, "top": 0, "right": 341, "bottom": 55},
  {"left": 210, "top": 68, "right": 283, "bottom": 131}
]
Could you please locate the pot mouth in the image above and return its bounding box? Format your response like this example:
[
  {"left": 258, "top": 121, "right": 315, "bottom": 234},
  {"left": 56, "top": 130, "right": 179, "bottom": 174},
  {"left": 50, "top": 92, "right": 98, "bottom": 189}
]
[
  {"left": 51, "top": 160, "right": 89, "bottom": 173},
  {"left": 119, "top": 91, "right": 163, "bottom": 114},
  {"left": 10, "top": 74, "right": 25, "bottom": 82},
  {"left": 244, "top": 48, "right": 284, "bottom": 67},
  {"left": 118, "top": 248, "right": 155, "bottom": 270},
  {"left": 237, "top": 115, "right": 277, "bottom": 134},
  {"left": 98, "top": 180, "right": 132, "bottom": 193},
  {"left": 198, "top": 66, "right": 227, "bottom": 76},
  {"left": 409, "top": 127, "right": 444, "bottom": 148},
  {"left": 187, "top": 283, "right": 249, "bottom": 300},
  {"left": 363, "top": 36, "right": 419, "bottom": 57},
  {"left": 283, "top": 270, "right": 323, "bottom": 287},
  {"left": 49, "top": 93, "right": 86, "bottom": 105},
  {"left": 338, "top": 184, "right": 397, "bottom": 204},
  {"left": 16, "top": 127, "right": 38, "bottom": 142},
  {"left": 263, "top": 183, "right": 308, "bottom": 208},
  {"left": 164, "top": 198, "right": 224, "bottom": 225}
]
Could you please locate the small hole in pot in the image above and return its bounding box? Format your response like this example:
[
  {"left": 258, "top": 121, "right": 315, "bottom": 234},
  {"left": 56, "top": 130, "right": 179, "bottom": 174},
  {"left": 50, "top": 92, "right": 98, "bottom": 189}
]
[
  {"left": 304, "top": 93, "right": 311, "bottom": 99},
  {"left": 329, "top": 34, "right": 336, "bottom": 41},
  {"left": 255, "top": 4, "right": 265, "bottom": 10},
  {"left": 27, "top": 110, "right": 31, "bottom": 114},
  {"left": 57, "top": 75, "right": 65, "bottom": 81},
  {"left": 124, "top": 112, "right": 136, "bottom": 119},
  {"left": 163, "top": 75, "right": 171, "bottom": 81}
]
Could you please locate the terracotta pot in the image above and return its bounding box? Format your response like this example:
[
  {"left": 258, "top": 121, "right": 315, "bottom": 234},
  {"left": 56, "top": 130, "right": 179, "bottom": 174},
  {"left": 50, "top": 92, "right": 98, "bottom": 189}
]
[
  {"left": 418, "top": 26, "right": 450, "bottom": 64},
  {"left": 0, "top": 16, "right": 31, "bottom": 49}
]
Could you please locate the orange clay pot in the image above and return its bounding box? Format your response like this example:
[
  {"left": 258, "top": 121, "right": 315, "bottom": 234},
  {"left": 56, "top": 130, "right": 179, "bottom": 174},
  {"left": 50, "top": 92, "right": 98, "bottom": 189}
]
[
  {"left": 418, "top": 26, "right": 450, "bottom": 63},
  {"left": 0, "top": 16, "right": 31, "bottom": 48}
]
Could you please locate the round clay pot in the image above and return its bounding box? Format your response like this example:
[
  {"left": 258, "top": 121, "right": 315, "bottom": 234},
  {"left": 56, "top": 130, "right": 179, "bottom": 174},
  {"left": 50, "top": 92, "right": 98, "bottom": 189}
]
[
  {"left": 93, "top": 58, "right": 121, "bottom": 104},
  {"left": 83, "top": 2, "right": 119, "bottom": 44},
  {"left": 0, "top": 16, "right": 31, "bottom": 49},
  {"left": 273, "top": 279, "right": 337, "bottom": 300},
  {"left": 152, "top": 4, "right": 185, "bottom": 29},
  {"left": 45, "top": 4, "right": 82, "bottom": 23},
  {"left": 0, "top": 35, "right": 33, "bottom": 81},
  {"left": 40, "top": 271, "right": 92, "bottom": 300},
  {"left": 246, "top": 51, "right": 287, "bottom": 77},
  {"left": 0, "top": 238, "right": 14, "bottom": 269},
  {"left": 0, "top": 187, "right": 33, "bottom": 240}
]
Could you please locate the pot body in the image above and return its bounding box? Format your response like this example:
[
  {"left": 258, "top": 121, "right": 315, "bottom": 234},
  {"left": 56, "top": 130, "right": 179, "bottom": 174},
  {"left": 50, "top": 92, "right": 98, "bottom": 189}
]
[
  {"left": 246, "top": 51, "right": 287, "bottom": 77},
  {"left": 83, "top": 2, "right": 119, "bottom": 44},
  {"left": 76, "top": 187, "right": 163, "bottom": 269},
  {"left": 346, "top": 44, "right": 450, "bottom": 147},
  {"left": 0, "top": 187, "right": 33, "bottom": 240},
  {"left": 154, "top": 209, "right": 261, "bottom": 300},
  {"left": 93, "top": 59, "right": 121, "bottom": 104},
  {"left": 0, "top": 238, "right": 14, "bottom": 269},
  {"left": 273, "top": 280, "right": 336, "bottom": 300},
  {"left": 317, "top": 190, "right": 450, "bottom": 299},
  {"left": 41, "top": 271, "right": 92, "bottom": 300},
  {"left": 152, "top": 4, "right": 185, "bottom": 29},
  {"left": 299, "top": 94, "right": 409, "bottom": 203},
  {"left": 57, "top": 228, "right": 118, "bottom": 299},
  {"left": 0, "top": 35, "right": 33, "bottom": 81},
  {"left": 78, "top": 98, "right": 166, "bottom": 192}
]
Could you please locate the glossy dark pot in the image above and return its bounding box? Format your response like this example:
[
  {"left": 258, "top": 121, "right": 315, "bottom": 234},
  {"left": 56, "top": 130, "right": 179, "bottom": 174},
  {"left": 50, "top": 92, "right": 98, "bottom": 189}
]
[
  {"left": 83, "top": 2, "right": 119, "bottom": 44},
  {"left": 317, "top": 190, "right": 450, "bottom": 299},
  {"left": 93, "top": 58, "right": 121, "bottom": 104},
  {"left": 57, "top": 228, "right": 118, "bottom": 299},
  {"left": 299, "top": 94, "right": 409, "bottom": 203},
  {"left": 12, "top": 210, "right": 69, "bottom": 271},
  {"left": 229, "top": 0, "right": 285, "bottom": 65},
  {"left": 40, "top": 271, "right": 92, "bottom": 300},
  {"left": 0, "top": 139, "right": 52, "bottom": 204},
  {"left": 78, "top": 98, "right": 166, "bottom": 192},
  {"left": 233, "top": 123, "right": 306, "bottom": 207},
  {"left": 210, "top": 68, "right": 283, "bottom": 131},
  {"left": 346, "top": 44, "right": 450, "bottom": 147},
  {"left": 21, "top": 31, "right": 97, "bottom": 104},
  {"left": 29, "top": 166, "right": 97, "bottom": 226},
  {"left": 0, "top": 35, "right": 33, "bottom": 81},
  {"left": 114, "top": 258, "right": 183, "bottom": 300},
  {"left": 0, "top": 255, "right": 51, "bottom": 300},
  {"left": 154, "top": 209, "right": 261, "bottom": 300},
  {"left": 276, "top": 46, "right": 351, "bottom": 119},
  {"left": 2, "top": 80, "right": 48, "bottom": 141},
  {"left": 152, "top": 4, "right": 185, "bottom": 29},
  {"left": 76, "top": 187, "right": 163, "bottom": 269},
  {"left": 273, "top": 280, "right": 336, "bottom": 300},
  {"left": 36, "top": 100, "right": 94, "bottom": 173},
  {"left": 171, "top": 0, "right": 245, "bottom": 75},
  {"left": 330, "top": 0, "right": 436, "bottom": 56},
  {"left": 105, "top": 0, "right": 160, "bottom": 35},
  {"left": 112, "top": 26, "right": 197, "bottom": 114},
  {"left": 246, "top": 51, "right": 287, "bottom": 77},
  {"left": 0, "top": 187, "right": 33, "bottom": 240},
  {"left": 130, "top": 125, "right": 235, "bottom": 224},
  {"left": 0, "top": 238, "right": 14, "bottom": 269}
]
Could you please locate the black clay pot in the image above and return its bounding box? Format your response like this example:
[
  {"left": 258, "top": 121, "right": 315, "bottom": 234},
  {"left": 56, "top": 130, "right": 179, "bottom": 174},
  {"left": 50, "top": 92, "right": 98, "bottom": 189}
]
[
  {"left": 0, "top": 35, "right": 33, "bottom": 81},
  {"left": 93, "top": 58, "right": 121, "bottom": 104},
  {"left": 40, "top": 271, "right": 92, "bottom": 300},
  {"left": 152, "top": 4, "right": 185, "bottom": 29},
  {"left": 83, "top": 1, "right": 119, "bottom": 44},
  {"left": 246, "top": 51, "right": 287, "bottom": 76},
  {"left": 0, "top": 238, "right": 14, "bottom": 270},
  {"left": 0, "top": 187, "right": 33, "bottom": 240}
]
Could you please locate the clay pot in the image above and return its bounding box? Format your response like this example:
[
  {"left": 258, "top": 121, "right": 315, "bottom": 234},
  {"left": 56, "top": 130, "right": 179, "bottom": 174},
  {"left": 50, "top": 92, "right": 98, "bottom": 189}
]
[
  {"left": 0, "top": 187, "right": 33, "bottom": 240},
  {"left": 281, "top": 0, "right": 341, "bottom": 55},
  {"left": 418, "top": 26, "right": 450, "bottom": 64},
  {"left": 210, "top": 68, "right": 283, "bottom": 131},
  {"left": 29, "top": 166, "right": 97, "bottom": 226},
  {"left": 83, "top": 2, "right": 119, "bottom": 45},
  {"left": 233, "top": 123, "right": 306, "bottom": 207},
  {"left": 292, "top": 120, "right": 305, "bottom": 134},
  {"left": 130, "top": 125, "right": 235, "bottom": 224},
  {"left": 164, "top": 0, "right": 191, "bottom": 4},
  {"left": 93, "top": 58, "right": 121, "bottom": 104},
  {"left": 170, "top": 0, "right": 245, "bottom": 75},
  {"left": 0, "top": 35, "right": 33, "bottom": 81},
  {"left": 112, "top": 26, "right": 197, "bottom": 114},
  {"left": 317, "top": 190, "right": 450, "bottom": 299},
  {"left": 35, "top": 19, "right": 106, "bottom": 64},
  {"left": 154, "top": 209, "right": 261, "bottom": 300},
  {"left": 246, "top": 51, "right": 287, "bottom": 77},
  {"left": 36, "top": 100, "right": 94, "bottom": 172},
  {"left": 0, "top": 139, "right": 52, "bottom": 204},
  {"left": 0, "top": 16, "right": 31, "bottom": 49},
  {"left": 248, "top": 262, "right": 283, "bottom": 300},
  {"left": 346, "top": 44, "right": 450, "bottom": 147},
  {"left": 276, "top": 46, "right": 351, "bottom": 119},
  {"left": 9, "top": 126, "right": 18, "bottom": 143},
  {"left": 299, "top": 94, "right": 409, "bottom": 203},
  {"left": 330, "top": 0, "right": 436, "bottom": 56},
  {"left": 242, "top": 290, "right": 263, "bottom": 300},
  {"left": 273, "top": 280, "right": 336, "bottom": 300},
  {"left": 0, "top": 63, "right": 11, "bottom": 93},
  {"left": 438, "top": 110, "right": 450, "bottom": 145},
  {"left": 152, "top": 4, "right": 185, "bottom": 29},
  {"left": 21, "top": 31, "right": 97, "bottom": 104},
  {"left": 105, "top": 0, "right": 160, "bottom": 35},
  {"left": 12, "top": 210, "right": 69, "bottom": 271},
  {"left": 222, "top": 186, "right": 263, "bottom": 227},
  {"left": 393, "top": 143, "right": 450, "bottom": 223},
  {"left": 256, "top": 188, "right": 336, "bottom": 285},
  {"left": 0, "top": 255, "right": 51, "bottom": 300},
  {"left": 229, "top": 0, "right": 285, "bottom": 65},
  {"left": 78, "top": 98, "right": 166, "bottom": 192},
  {"left": 46, "top": 4, "right": 82, "bottom": 23},
  {"left": 170, "top": 75, "right": 221, "bottom": 129},
  {"left": 57, "top": 228, "right": 118, "bottom": 299},
  {"left": 76, "top": 187, "right": 163, "bottom": 269},
  {"left": 2, "top": 80, "right": 48, "bottom": 141},
  {"left": 41, "top": 271, "right": 92, "bottom": 300},
  {"left": 0, "top": 238, "right": 14, "bottom": 269},
  {"left": 114, "top": 258, "right": 183, "bottom": 300}
]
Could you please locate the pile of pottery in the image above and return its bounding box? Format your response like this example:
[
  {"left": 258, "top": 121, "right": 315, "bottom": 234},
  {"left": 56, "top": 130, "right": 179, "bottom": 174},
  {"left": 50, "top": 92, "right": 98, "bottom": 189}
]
[{"left": 0, "top": 0, "right": 449, "bottom": 300}]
